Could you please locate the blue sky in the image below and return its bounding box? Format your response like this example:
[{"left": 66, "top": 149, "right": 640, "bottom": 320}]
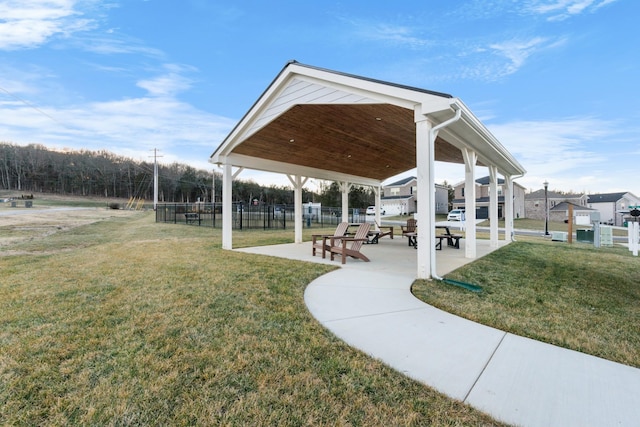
[{"left": 1, "top": 0, "right": 638, "bottom": 195}]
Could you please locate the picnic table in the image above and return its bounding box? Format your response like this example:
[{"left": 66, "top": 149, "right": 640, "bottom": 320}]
[
  {"left": 436, "top": 225, "right": 462, "bottom": 249},
  {"left": 405, "top": 226, "right": 462, "bottom": 250}
]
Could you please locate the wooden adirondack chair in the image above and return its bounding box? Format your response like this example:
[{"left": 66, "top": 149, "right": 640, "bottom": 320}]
[
  {"left": 329, "top": 222, "right": 371, "bottom": 264},
  {"left": 311, "top": 222, "right": 349, "bottom": 258},
  {"left": 401, "top": 218, "right": 417, "bottom": 238}
]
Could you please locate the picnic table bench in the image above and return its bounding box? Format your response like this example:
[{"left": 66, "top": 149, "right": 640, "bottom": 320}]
[
  {"left": 405, "top": 232, "right": 417, "bottom": 248},
  {"left": 436, "top": 233, "right": 462, "bottom": 249}
]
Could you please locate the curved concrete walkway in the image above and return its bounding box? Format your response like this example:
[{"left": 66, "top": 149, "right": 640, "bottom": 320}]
[{"left": 238, "top": 238, "right": 640, "bottom": 427}]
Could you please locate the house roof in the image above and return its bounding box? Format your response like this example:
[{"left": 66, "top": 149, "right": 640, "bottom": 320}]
[
  {"left": 525, "top": 189, "right": 585, "bottom": 200},
  {"left": 381, "top": 195, "right": 414, "bottom": 201},
  {"left": 454, "top": 175, "right": 522, "bottom": 188},
  {"left": 385, "top": 176, "right": 416, "bottom": 187},
  {"left": 551, "top": 202, "right": 595, "bottom": 211},
  {"left": 453, "top": 196, "right": 506, "bottom": 204},
  {"left": 474, "top": 176, "right": 505, "bottom": 185},
  {"left": 587, "top": 192, "right": 628, "bottom": 203},
  {"left": 210, "top": 61, "right": 526, "bottom": 186}
]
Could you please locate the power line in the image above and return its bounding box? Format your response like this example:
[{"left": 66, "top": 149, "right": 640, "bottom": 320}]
[{"left": 0, "top": 85, "right": 66, "bottom": 127}]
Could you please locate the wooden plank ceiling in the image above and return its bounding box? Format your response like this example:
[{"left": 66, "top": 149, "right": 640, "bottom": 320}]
[{"left": 233, "top": 103, "right": 465, "bottom": 181}]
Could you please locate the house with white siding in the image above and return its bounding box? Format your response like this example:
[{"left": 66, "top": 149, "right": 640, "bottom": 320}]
[
  {"left": 587, "top": 192, "right": 640, "bottom": 226},
  {"left": 452, "top": 176, "right": 525, "bottom": 219},
  {"left": 380, "top": 176, "right": 449, "bottom": 216}
]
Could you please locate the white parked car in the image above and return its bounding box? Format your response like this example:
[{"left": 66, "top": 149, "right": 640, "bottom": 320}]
[
  {"left": 447, "top": 209, "right": 465, "bottom": 221},
  {"left": 366, "top": 206, "right": 385, "bottom": 215}
]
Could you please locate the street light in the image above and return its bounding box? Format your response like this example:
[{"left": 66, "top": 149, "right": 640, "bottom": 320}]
[{"left": 543, "top": 180, "right": 549, "bottom": 235}]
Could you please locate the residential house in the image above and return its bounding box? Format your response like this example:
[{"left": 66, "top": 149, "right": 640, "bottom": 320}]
[
  {"left": 452, "top": 176, "right": 525, "bottom": 219},
  {"left": 380, "top": 176, "right": 448, "bottom": 215},
  {"left": 587, "top": 192, "right": 640, "bottom": 226},
  {"left": 525, "top": 190, "right": 588, "bottom": 222},
  {"left": 550, "top": 202, "right": 596, "bottom": 224}
]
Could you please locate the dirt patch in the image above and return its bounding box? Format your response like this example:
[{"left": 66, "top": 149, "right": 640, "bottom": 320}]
[{"left": 0, "top": 206, "right": 141, "bottom": 252}]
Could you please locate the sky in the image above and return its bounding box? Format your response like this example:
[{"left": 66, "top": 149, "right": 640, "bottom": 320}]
[{"left": 0, "top": 0, "right": 638, "bottom": 196}]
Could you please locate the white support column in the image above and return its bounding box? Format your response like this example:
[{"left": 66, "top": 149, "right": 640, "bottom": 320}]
[
  {"left": 374, "top": 185, "right": 381, "bottom": 225},
  {"left": 462, "top": 148, "right": 477, "bottom": 259},
  {"left": 294, "top": 176, "right": 303, "bottom": 243},
  {"left": 415, "top": 115, "right": 434, "bottom": 279},
  {"left": 631, "top": 222, "right": 639, "bottom": 256},
  {"left": 504, "top": 176, "right": 514, "bottom": 241},
  {"left": 340, "top": 181, "right": 350, "bottom": 222},
  {"left": 221, "top": 162, "right": 233, "bottom": 250},
  {"left": 489, "top": 166, "right": 499, "bottom": 248},
  {"left": 288, "top": 175, "right": 306, "bottom": 244}
]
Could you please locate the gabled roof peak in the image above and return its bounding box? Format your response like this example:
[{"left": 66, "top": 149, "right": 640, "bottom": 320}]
[{"left": 288, "top": 61, "right": 454, "bottom": 99}]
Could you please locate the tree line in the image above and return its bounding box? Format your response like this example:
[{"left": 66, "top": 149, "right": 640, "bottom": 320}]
[{"left": 0, "top": 143, "right": 376, "bottom": 207}]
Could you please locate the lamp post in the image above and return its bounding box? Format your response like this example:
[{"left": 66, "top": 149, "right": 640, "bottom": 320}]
[{"left": 543, "top": 180, "right": 549, "bottom": 235}]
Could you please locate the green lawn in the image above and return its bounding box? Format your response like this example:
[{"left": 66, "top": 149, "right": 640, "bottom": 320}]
[
  {"left": 0, "top": 212, "right": 505, "bottom": 426},
  {"left": 413, "top": 237, "right": 640, "bottom": 368}
]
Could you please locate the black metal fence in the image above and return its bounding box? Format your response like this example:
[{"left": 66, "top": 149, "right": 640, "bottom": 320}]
[{"left": 155, "top": 203, "right": 367, "bottom": 230}]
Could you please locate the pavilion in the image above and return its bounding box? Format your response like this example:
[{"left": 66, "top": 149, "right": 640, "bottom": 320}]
[{"left": 210, "top": 61, "right": 526, "bottom": 279}]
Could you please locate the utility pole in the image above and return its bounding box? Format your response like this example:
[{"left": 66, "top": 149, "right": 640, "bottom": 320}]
[{"left": 150, "top": 149, "right": 163, "bottom": 210}]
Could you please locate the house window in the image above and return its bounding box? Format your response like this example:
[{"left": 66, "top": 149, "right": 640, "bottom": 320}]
[
  {"left": 390, "top": 187, "right": 400, "bottom": 196},
  {"left": 461, "top": 188, "right": 465, "bottom": 197},
  {"left": 411, "top": 185, "right": 417, "bottom": 194}
]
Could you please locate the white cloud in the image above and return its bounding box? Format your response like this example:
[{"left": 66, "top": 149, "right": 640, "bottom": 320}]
[
  {"left": 76, "top": 33, "right": 165, "bottom": 57},
  {"left": 366, "top": 24, "right": 429, "bottom": 49},
  {"left": 0, "top": 92, "right": 236, "bottom": 171},
  {"left": 525, "top": 0, "right": 619, "bottom": 21},
  {"left": 346, "top": 19, "right": 431, "bottom": 49},
  {"left": 491, "top": 117, "right": 610, "bottom": 158},
  {"left": 487, "top": 117, "right": 633, "bottom": 193},
  {"left": 366, "top": 36, "right": 563, "bottom": 83},
  {"left": 440, "top": 35, "right": 566, "bottom": 81},
  {"left": 490, "top": 37, "right": 545, "bottom": 68},
  {"left": 0, "top": 67, "right": 42, "bottom": 95},
  {"left": 0, "top": 0, "right": 95, "bottom": 50},
  {"left": 488, "top": 36, "right": 564, "bottom": 76},
  {"left": 136, "top": 64, "right": 196, "bottom": 97}
]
